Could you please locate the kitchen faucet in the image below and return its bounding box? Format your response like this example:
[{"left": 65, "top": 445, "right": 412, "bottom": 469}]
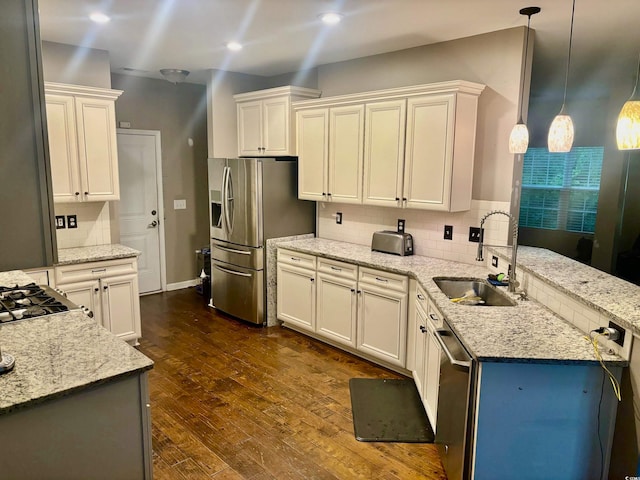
[{"left": 476, "top": 210, "right": 519, "bottom": 293}]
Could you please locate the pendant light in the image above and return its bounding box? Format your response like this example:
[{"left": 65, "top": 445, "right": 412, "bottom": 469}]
[
  {"left": 548, "top": 0, "right": 576, "bottom": 153},
  {"left": 509, "top": 6, "right": 541, "bottom": 154},
  {"left": 616, "top": 53, "right": 640, "bottom": 150}
]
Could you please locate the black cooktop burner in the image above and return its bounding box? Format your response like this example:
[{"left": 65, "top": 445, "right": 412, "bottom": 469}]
[{"left": 0, "top": 283, "right": 71, "bottom": 323}]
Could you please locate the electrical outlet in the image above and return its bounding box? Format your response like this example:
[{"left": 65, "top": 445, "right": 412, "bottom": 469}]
[
  {"left": 67, "top": 215, "right": 77, "bottom": 229},
  {"left": 469, "top": 227, "right": 481, "bottom": 243},
  {"left": 608, "top": 321, "right": 626, "bottom": 346},
  {"left": 397, "top": 219, "right": 405, "bottom": 233},
  {"left": 492, "top": 256, "right": 499, "bottom": 268},
  {"left": 55, "top": 215, "right": 65, "bottom": 229},
  {"left": 444, "top": 225, "right": 453, "bottom": 240},
  {"left": 336, "top": 212, "right": 342, "bottom": 224}
]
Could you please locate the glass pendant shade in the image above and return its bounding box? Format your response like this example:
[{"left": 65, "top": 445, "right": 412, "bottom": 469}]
[
  {"left": 509, "top": 122, "right": 530, "bottom": 154},
  {"left": 617, "top": 99, "right": 640, "bottom": 150},
  {"left": 548, "top": 108, "right": 574, "bottom": 152}
]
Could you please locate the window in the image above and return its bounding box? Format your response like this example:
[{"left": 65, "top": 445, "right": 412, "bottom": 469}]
[{"left": 519, "top": 147, "right": 604, "bottom": 233}]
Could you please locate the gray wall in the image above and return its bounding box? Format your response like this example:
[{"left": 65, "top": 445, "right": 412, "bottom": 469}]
[
  {"left": 524, "top": 56, "right": 640, "bottom": 275},
  {"left": 111, "top": 74, "right": 209, "bottom": 285},
  {"left": 41, "top": 41, "right": 111, "bottom": 88}
]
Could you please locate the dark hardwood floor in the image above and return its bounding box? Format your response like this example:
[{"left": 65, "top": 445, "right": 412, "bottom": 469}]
[{"left": 138, "top": 288, "right": 446, "bottom": 479}]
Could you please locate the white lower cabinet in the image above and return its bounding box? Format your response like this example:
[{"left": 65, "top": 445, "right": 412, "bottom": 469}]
[
  {"left": 424, "top": 300, "right": 443, "bottom": 427},
  {"left": 276, "top": 250, "right": 317, "bottom": 333},
  {"left": 316, "top": 259, "right": 358, "bottom": 348},
  {"left": 411, "top": 282, "right": 443, "bottom": 430},
  {"left": 55, "top": 258, "right": 141, "bottom": 343},
  {"left": 277, "top": 250, "right": 408, "bottom": 369}
]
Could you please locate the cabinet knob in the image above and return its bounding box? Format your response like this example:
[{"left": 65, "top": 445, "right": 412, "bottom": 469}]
[
  {"left": 84, "top": 191, "right": 89, "bottom": 196},
  {"left": 75, "top": 192, "right": 80, "bottom": 196},
  {"left": 103, "top": 285, "right": 108, "bottom": 290},
  {"left": 417, "top": 294, "right": 425, "bottom": 300},
  {"left": 94, "top": 287, "right": 99, "bottom": 292},
  {"left": 395, "top": 197, "right": 400, "bottom": 201},
  {"left": 350, "top": 288, "right": 355, "bottom": 293},
  {"left": 419, "top": 325, "right": 427, "bottom": 333},
  {"left": 310, "top": 278, "right": 314, "bottom": 283},
  {"left": 327, "top": 193, "right": 332, "bottom": 197}
]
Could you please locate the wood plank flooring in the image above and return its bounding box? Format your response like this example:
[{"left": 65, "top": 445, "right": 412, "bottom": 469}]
[{"left": 137, "top": 288, "right": 446, "bottom": 479}]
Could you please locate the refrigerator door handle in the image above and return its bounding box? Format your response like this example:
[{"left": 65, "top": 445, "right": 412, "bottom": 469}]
[
  {"left": 214, "top": 264, "right": 252, "bottom": 277},
  {"left": 215, "top": 244, "right": 251, "bottom": 255},
  {"left": 221, "top": 166, "right": 230, "bottom": 233},
  {"left": 223, "top": 165, "right": 233, "bottom": 235}
]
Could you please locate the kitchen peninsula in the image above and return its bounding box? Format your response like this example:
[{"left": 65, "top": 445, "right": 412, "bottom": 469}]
[
  {"left": 0, "top": 269, "right": 153, "bottom": 480},
  {"left": 276, "top": 237, "right": 627, "bottom": 478}
]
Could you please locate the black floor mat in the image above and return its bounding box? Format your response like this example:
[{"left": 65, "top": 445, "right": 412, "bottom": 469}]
[{"left": 349, "top": 378, "right": 435, "bottom": 443}]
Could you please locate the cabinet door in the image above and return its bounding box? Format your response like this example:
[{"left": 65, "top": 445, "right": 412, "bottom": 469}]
[
  {"left": 101, "top": 273, "right": 141, "bottom": 343},
  {"left": 277, "top": 262, "right": 316, "bottom": 332},
  {"left": 357, "top": 282, "right": 407, "bottom": 367},
  {"left": 297, "top": 109, "right": 328, "bottom": 201},
  {"left": 362, "top": 100, "right": 406, "bottom": 207},
  {"left": 59, "top": 279, "right": 103, "bottom": 327},
  {"left": 413, "top": 303, "right": 428, "bottom": 399},
  {"left": 328, "top": 105, "right": 364, "bottom": 204},
  {"left": 75, "top": 97, "right": 120, "bottom": 201},
  {"left": 425, "top": 319, "right": 442, "bottom": 429},
  {"left": 46, "top": 94, "right": 81, "bottom": 203},
  {"left": 404, "top": 94, "right": 455, "bottom": 210},
  {"left": 237, "top": 100, "right": 263, "bottom": 156},
  {"left": 316, "top": 272, "right": 357, "bottom": 348},
  {"left": 262, "top": 96, "right": 290, "bottom": 155}
]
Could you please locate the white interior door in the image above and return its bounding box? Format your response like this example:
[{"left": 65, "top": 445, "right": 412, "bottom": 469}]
[{"left": 117, "top": 130, "right": 165, "bottom": 294}]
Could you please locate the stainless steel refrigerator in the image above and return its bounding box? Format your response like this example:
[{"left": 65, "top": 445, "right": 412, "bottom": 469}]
[{"left": 208, "top": 157, "right": 315, "bottom": 325}]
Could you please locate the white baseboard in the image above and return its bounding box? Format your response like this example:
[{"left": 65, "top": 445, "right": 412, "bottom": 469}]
[{"left": 166, "top": 278, "right": 199, "bottom": 291}]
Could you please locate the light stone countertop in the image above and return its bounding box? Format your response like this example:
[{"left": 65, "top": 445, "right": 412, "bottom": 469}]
[
  {"left": 57, "top": 244, "right": 140, "bottom": 266},
  {"left": 277, "top": 238, "right": 624, "bottom": 365},
  {"left": 491, "top": 246, "right": 640, "bottom": 334},
  {"left": 0, "top": 270, "right": 36, "bottom": 287},
  {"left": 0, "top": 310, "right": 153, "bottom": 415}
]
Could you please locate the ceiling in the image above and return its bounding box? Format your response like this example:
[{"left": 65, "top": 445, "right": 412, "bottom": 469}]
[{"left": 38, "top": 0, "right": 640, "bottom": 95}]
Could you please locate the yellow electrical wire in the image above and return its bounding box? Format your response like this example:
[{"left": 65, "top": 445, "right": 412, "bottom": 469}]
[{"left": 584, "top": 332, "right": 622, "bottom": 401}]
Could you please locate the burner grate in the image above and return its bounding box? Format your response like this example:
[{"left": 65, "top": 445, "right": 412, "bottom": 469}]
[{"left": 0, "top": 283, "right": 71, "bottom": 322}]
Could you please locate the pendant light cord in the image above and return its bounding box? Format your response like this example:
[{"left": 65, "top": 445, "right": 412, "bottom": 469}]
[
  {"left": 631, "top": 52, "right": 640, "bottom": 98},
  {"left": 517, "top": 15, "right": 533, "bottom": 124},
  {"left": 561, "top": 0, "right": 576, "bottom": 107}
]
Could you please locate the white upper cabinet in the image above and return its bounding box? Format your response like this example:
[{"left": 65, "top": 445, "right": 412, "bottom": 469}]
[
  {"left": 293, "top": 80, "right": 484, "bottom": 211},
  {"left": 362, "top": 100, "right": 406, "bottom": 207},
  {"left": 45, "top": 82, "right": 122, "bottom": 203},
  {"left": 297, "top": 104, "right": 364, "bottom": 203},
  {"left": 234, "top": 86, "right": 321, "bottom": 157}
]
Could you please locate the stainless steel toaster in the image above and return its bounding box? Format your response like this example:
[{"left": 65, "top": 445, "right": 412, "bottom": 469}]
[{"left": 371, "top": 231, "right": 414, "bottom": 256}]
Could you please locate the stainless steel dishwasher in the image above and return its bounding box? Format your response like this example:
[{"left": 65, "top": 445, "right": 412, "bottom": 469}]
[{"left": 434, "top": 318, "right": 477, "bottom": 480}]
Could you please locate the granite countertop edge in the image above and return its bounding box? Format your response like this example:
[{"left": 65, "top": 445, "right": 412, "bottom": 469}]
[
  {"left": 276, "top": 238, "right": 626, "bottom": 366},
  {"left": 56, "top": 244, "right": 141, "bottom": 266},
  {"left": 0, "top": 364, "right": 153, "bottom": 416}
]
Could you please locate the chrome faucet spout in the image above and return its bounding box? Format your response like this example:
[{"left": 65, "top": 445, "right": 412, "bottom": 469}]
[{"left": 475, "top": 210, "right": 519, "bottom": 293}]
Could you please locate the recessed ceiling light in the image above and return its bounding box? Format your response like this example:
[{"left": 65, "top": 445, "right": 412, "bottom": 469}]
[
  {"left": 320, "top": 12, "right": 343, "bottom": 25},
  {"left": 226, "top": 41, "right": 243, "bottom": 52},
  {"left": 89, "top": 12, "right": 110, "bottom": 24}
]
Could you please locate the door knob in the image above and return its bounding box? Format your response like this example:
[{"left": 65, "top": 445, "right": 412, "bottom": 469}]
[{"left": 148, "top": 220, "right": 158, "bottom": 228}]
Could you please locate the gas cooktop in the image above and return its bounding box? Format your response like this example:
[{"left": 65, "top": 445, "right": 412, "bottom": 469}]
[{"left": 0, "top": 283, "right": 78, "bottom": 323}]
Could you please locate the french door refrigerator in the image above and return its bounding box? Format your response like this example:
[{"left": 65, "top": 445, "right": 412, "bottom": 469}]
[{"left": 208, "top": 157, "right": 315, "bottom": 325}]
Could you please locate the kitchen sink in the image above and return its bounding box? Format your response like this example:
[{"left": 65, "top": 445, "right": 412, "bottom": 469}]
[{"left": 433, "top": 277, "right": 516, "bottom": 306}]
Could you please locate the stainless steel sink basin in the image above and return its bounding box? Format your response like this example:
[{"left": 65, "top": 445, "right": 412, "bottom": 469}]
[{"left": 433, "top": 277, "right": 517, "bottom": 306}]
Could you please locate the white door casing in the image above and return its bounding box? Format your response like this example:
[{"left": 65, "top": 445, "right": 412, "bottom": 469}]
[{"left": 117, "top": 129, "right": 166, "bottom": 294}]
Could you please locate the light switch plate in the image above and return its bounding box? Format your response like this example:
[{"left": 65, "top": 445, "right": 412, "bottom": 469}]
[{"left": 174, "top": 199, "right": 187, "bottom": 210}]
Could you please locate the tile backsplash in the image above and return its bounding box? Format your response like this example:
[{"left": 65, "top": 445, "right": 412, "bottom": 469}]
[
  {"left": 318, "top": 200, "right": 511, "bottom": 265},
  {"left": 55, "top": 202, "right": 112, "bottom": 249}
]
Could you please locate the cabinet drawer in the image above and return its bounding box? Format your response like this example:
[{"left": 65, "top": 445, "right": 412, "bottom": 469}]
[
  {"left": 415, "top": 283, "right": 429, "bottom": 315},
  {"left": 55, "top": 258, "right": 137, "bottom": 285},
  {"left": 427, "top": 299, "right": 444, "bottom": 329},
  {"left": 317, "top": 258, "right": 357, "bottom": 280},
  {"left": 278, "top": 249, "right": 316, "bottom": 270},
  {"left": 358, "top": 267, "right": 407, "bottom": 292}
]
